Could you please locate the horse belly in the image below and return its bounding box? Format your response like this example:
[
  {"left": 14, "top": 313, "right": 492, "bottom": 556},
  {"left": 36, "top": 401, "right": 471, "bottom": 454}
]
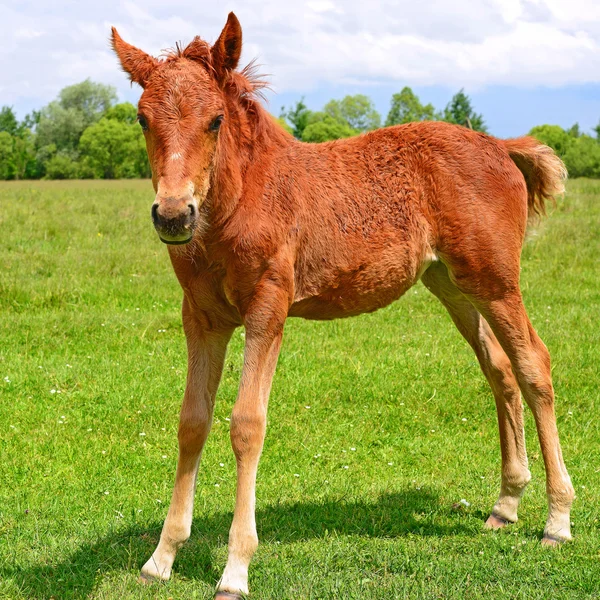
[{"left": 290, "top": 248, "right": 434, "bottom": 320}]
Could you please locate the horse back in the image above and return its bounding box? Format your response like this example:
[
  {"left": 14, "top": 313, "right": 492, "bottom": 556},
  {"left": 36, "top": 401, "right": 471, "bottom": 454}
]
[{"left": 279, "top": 122, "right": 528, "bottom": 318}]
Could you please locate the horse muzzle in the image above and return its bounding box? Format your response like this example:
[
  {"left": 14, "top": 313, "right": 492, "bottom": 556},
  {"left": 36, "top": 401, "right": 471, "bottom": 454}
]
[{"left": 151, "top": 195, "right": 197, "bottom": 245}]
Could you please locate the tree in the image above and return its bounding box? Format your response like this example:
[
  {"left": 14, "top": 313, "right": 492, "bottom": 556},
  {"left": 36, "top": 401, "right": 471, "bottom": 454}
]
[
  {"left": 43, "top": 152, "right": 80, "bottom": 179},
  {"left": 79, "top": 116, "right": 149, "bottom": 179},
  {"left": 0, "top": 132, "right": 16, "bottom": 179},
  {"left": 567, "top": 123, "right": 581, "bottom": 138},
  {"left": 12, "top": 130, "right": 37, "bottom": 180},
  {"left": 59, "top": 79, "right": 117, "bottom": 124},
  {"left": 0, "top": 107, "right": 19, "bottom": 136},
  {"left": 301, "top": 113, "right": 357, "bottom": 143},
  {"left": 443, "top": 89, "right": 487, "bottom": 132},
  {"left": 36, "top": 104, "right": 87, "bottom": 153},
  {"left": 0, "top": 108, "right": 38, "bottom": 179},
  {"left": 283, "top": 99, "right": 312, "bottom": 139},
  {"left": 22, "top": 110, "right": 41, "bottom": 131},
  {"left": 36, "top": 80, "right": 117, "bottom": 155},
  {"left": 105, "top": 102, "right": 138, "bottom": 124},
  {"left": 324, "top": 95, "right": 380, "bottom": 132},
  {"left": 594, "top": 122, "right": 600, "bottom": 141},
  {"left": 562, "top": 135, "right": 600, "bottom": 178},
  {"left": 385, "top": 87, "right": 437, "bottom": 126},
  {"left": 33, "top": 144, "right": 58, "bottom": 179}
]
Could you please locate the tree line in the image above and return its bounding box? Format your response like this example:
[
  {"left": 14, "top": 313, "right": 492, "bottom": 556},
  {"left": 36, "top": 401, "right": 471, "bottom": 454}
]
[
  {"left": 0, "top": 80, "right": 149, "bottom": 180},
  {"left": 1, "top": 80, "right": 599, "bottom": 180},
  {"left": 279, "top": 87, "right": 486, "bottom": 141}
]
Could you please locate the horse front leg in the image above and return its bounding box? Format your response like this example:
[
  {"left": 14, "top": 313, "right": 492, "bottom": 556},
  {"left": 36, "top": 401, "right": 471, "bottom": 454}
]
[
  {"left": 216, "top": 284, "right": 288, "bottom": 599},
  {"left": 141, "top": 302, "right": 233, "bottom": 582}
]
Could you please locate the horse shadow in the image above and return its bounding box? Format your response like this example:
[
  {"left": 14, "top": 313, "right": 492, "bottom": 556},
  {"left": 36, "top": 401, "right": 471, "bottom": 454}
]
[{"left": 2, "top": 487, "right": 484, "bottom": 599}]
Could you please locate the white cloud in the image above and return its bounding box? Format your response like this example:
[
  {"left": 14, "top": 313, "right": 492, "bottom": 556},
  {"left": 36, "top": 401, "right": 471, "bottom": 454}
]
[
  {"left": 14, "top": 28, "right": 44, "bottom": 40},
  {"left": 0, "top": 0, "right": 599, "bottom": 112}
]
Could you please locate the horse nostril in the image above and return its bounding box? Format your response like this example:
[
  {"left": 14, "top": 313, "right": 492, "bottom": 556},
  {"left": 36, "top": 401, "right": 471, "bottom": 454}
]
[
  {"left": 151, "top": 203, "right": 159, "bottom": 222},
  {"left": 188, "top": 203, "right": 196, "bottom": 217}
]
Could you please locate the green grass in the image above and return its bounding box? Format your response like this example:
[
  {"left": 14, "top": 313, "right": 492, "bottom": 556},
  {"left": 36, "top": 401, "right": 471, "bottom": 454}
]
[{"left": 0, "top": 178, "right": 599, "bottom": 599}]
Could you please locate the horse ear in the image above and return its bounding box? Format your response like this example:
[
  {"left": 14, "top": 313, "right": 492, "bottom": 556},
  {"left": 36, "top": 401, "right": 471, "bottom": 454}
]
[
  {"left": 111, "top": 27, "right": 158, "bottom": 87},
  {"left": 211, "top": 12, "right": 242, "bottom": 81}
]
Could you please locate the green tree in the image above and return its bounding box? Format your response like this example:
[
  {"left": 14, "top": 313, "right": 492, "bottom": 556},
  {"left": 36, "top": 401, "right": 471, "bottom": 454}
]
[
  {"left": 105, "top": 102, "right": 138, "bottom": 124},
  {"left": 79, "top": 117, "right": 149, "bottom": 179},
  {"left": 567, "top": 123, "right": 581, "bottom": 138},
  {"left": 36, "top": 80, "right": 117, "bottom": 155},
  {"left": 22, "top": 110, "right": 41, "bottom": 131},
  {"left": 0, "top": 107, "right": 19, "bottom": 136},
  {"left": 281, "top": 94, "right": 380, "bottom": 141},
  {"left": 44, "top": 152, "right": 80, "bottom": 179},
  {"left": 59, "top": 79, "right": 117, "bottom": 124},
  {"left": 529, "top": 125, "right": 573, "bottom": 157},
  {"left": 563, "top": 135, "right": 600, "bottom": 178},
  {"left": 324, "top": 94, "right": 380, "bottom": 132},
  {"left": 0, "top": 108, "right": 38, "bottom": 180},
  {"left": 13, "top": 130, "right": 37, "bottom": 180},
  {"left": 594, "top": 122, "right": 600, "bottom": 141},
  {"left": 385, "top": 87, "right": 438, "bottom": 126},
  {"left": 301, "top": 113, "right": 357, "bottom": 143},
  {"left": 32, "top": 144, "right": 57, "bottom": 179},
  {"left": 443, "top": 89, "right": 487, "bottom": 132},
  {"left": 36, "top": 105, "right": 87, "bottom": 154},
  {"left": 0, "top": 131, "right": 16, "bottom": 179},
  {"left": 283, "top": 99, "right": 312, "bottom": 139}
]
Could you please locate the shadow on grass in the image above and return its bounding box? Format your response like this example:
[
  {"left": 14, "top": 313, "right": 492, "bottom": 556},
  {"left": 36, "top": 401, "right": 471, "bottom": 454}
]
[{"left": 3, "top": 488, "right": 483, "bottom": 599}]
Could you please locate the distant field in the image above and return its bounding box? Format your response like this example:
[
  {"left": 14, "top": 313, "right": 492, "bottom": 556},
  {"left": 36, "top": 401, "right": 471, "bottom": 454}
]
[{"left": 0, "top": 179, "right": 599, "bottom": 599}]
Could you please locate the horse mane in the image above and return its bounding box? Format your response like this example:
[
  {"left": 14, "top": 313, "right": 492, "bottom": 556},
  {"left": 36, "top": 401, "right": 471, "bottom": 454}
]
[
  {"left": 161, "top": 39, "right": 268, "bottom": 101},
  {"left": 229, "top": 59, "right": 270, "bottom": 103}
]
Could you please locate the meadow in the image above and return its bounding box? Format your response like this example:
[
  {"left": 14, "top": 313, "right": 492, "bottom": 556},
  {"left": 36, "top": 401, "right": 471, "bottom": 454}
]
[{"left": 0, "top": 178, "right": 598, "bottom": 599}]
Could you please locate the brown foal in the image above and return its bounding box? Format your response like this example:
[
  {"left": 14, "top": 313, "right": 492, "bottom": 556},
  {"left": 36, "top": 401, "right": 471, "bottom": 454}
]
[{"left": 112, "top": 13, "right": 574, "bottom": 598}]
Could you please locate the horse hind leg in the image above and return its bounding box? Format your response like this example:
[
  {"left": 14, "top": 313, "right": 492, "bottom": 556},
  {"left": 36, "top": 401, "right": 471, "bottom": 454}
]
[
  {"left": 474, "top": 291, "right": 574, "bottom": 543},
  {"left": 422, "top": 262, "right": 532, "bottom": 527},
  {"left": 435, "top": 235, "right": 573, "bottom": 543}
]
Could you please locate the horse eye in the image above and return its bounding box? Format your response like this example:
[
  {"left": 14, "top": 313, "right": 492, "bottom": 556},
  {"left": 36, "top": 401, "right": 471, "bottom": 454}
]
[
  {"left": 209, "top": 115, "right": 223, "bottom": 132},
  {"left": 138, "top": 115, "right": 149, "bottom": 131}
]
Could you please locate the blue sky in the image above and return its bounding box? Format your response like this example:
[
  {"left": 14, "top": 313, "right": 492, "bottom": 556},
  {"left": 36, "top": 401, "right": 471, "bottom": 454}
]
[{"left": 2, "top": 0, "right": 599, "bottom": 138}]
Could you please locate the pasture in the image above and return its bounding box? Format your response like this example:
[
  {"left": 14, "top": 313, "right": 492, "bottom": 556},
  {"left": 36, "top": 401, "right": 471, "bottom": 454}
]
[{"left": 0, "top": 178, "right": 598, "bottom": 599}]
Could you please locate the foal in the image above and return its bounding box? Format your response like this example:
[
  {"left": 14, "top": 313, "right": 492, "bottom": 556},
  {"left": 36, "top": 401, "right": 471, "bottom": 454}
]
[{"left": 112, "top": 13, "right": 574, "bottom": 598}]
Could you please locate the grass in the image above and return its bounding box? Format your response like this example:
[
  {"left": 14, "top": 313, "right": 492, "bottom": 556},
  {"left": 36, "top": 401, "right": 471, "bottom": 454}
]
[{"left": 0, "top": 178, "right": 599, "bottom": 599}]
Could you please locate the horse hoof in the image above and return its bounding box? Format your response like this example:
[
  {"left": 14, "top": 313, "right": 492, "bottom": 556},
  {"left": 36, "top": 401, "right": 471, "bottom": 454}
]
[
  {"left": 484, "top": 513, "right": 512, "bottom": 530},
  {"left": 541, "top": 534, "right": 569, "bottom": 547},
  {"left": 139, "top": 573, "right": 156, "bottom": 585},
  {"left": 215, "top": 592, "right": 244, "bottom": 600},
  {"left": 139, "top": 571, "right": 168, "bottom": 584}
]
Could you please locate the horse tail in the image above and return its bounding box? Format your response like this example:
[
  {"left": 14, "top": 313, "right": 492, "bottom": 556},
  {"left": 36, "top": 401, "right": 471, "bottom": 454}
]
[{"left": 502, "top": 136, "right": 567, "bottom": 219}]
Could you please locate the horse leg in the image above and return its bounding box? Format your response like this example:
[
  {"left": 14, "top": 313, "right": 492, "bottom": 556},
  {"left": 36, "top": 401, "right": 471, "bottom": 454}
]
[
  {"left": 472, "top": 291, "right": 574, "bottom": 543},
  {"left": 216, "top": 283, "right": 288, "bottom": 599},
  {"left": 441, "top": 235, "right": 574, "bottom": 544},
  {"left": 141, "top": 303, "right": 233, "bottom": 581},
  {"left": 422, "top": 262, "right": 531, "bottom": 527}
]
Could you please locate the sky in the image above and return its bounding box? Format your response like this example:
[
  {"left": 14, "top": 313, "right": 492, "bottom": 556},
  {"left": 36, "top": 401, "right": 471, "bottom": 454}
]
[{"left": 1, "top": 0, "right": 600, "bottom": 138}]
